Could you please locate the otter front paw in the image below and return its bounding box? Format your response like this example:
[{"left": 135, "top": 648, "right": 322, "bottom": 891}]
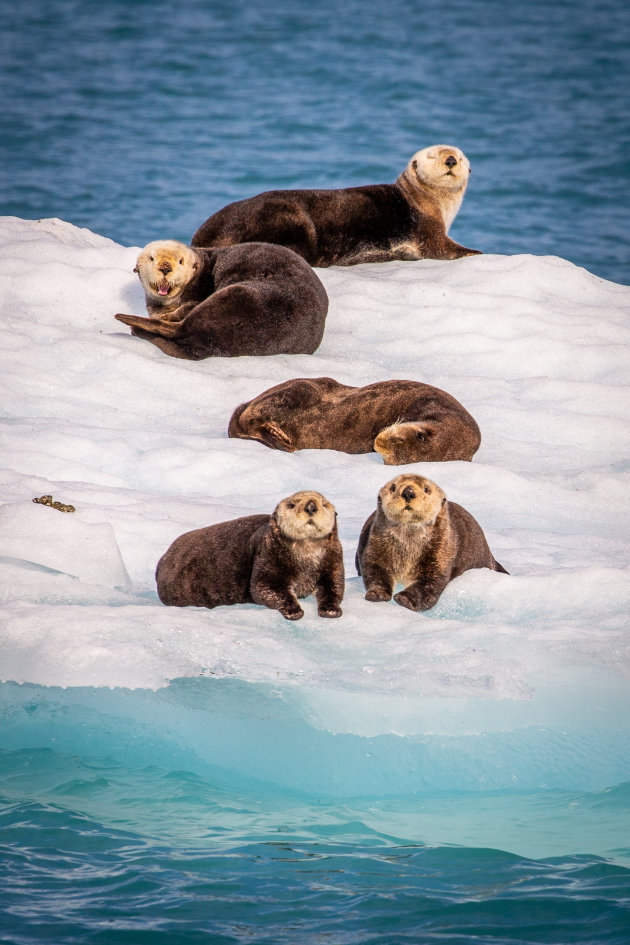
[
  {"left": 318, "top": 605, "right": 343, "bottom": 618},
  {"left": 393, "top": 588, "right": 425, "bottom": 611},
  {"left": 365, "top": 587, "right": 392, "bottom": 602},
  {"left": 280, "top": 604, "right": 304, "bottom": 621}
]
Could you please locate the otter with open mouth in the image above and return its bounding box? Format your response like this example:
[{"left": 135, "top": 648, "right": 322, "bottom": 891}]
[
  {"left": 356, "top": 474, "right": 507, "bottom": 612},
  {"left": 156, "top": 490, "right": 344, "bottom": 621},
  {"left": 191, "top": 145, "right": 480, "bottom": 266},
  {"left": 115, "top": 239, "right": 328, "bottom": 359}
]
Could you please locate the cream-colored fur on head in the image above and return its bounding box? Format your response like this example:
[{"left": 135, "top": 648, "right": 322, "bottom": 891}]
[
  {"left": 400, "top": 145, "right": 471, "bottom": 229},
  {"left": 274, "top": 491, "right": 336, "bottom": 540},
  {"left": 373, "top": 421, "right": 434, "bottom": 465},
  {"left": 379, "top": 474, "right": 446, "bottom": 526},
  {"left": 134, "top": 240, "right": 199, "bottom": 303}
]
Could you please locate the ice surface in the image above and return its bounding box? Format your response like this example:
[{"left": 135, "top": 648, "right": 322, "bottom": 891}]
[
  {"left": 1, "top": 216, "right": 629, "bottom": 770},
  {"left": 0, "top": 501, "right": 130, "bottom": 589}
]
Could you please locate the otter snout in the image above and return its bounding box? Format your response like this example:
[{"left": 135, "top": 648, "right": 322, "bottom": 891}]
[
  {"left": 379, "top": 474, "right": 446, "bottom": 526},
  {"left": 158, "top": 261, "right": 172, "bottom": 274},
  {"left": 444, "top": 155, "right": 458, "bottom": 168},
  {"left": 304, "top": 499, "right": 318, "bottom": 516}
]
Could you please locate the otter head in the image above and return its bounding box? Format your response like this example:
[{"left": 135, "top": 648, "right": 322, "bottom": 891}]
[
  {"left": 374, "top": 421, "right": 436, "bottom": 465},
  {"left": 401, "top": 145, "right": 471, "bottom": 229},
  {"left": 410, "top": 144, "right": 471, "bottom": 190},
  {"left": 273, "top": 490, "right": 336, "bottom": 541},
  {"left": 378, "top": 474, "right": 446, "bottom": 526},
  {"left": 134, "top": 240, "right": 199, "bottom": 306}
]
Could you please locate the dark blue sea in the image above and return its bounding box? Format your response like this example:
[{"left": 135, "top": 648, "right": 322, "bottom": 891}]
[
  {"left": 2, "top": 0, "right": 630, "bottom": 942},
  {"left": 3, "top": 0, "right": 630, "bottom": 285}
]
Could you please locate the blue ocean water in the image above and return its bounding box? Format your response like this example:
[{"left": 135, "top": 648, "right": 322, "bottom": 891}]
[
  {"left": 2, "top": 0, "right": 630, "bottom": 941},
  {"left": 1, "top": 680, "right": 630, "bottom": 944},
  {"left": 2, "top": 0, "right": 630, "bottom": 284}
]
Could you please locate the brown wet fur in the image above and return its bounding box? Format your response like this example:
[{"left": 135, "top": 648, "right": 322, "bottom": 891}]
[
  {"left": 191, "top": 147, "right": 480, "bottom": 267},
  {"left": 228, "top": 377, "right": 480, "bottom": 463},
  {"left": 356, "top": 474, "right": 507, "bottom": 612},
  {"left": 115, "top": 241, "right": 328, "bottom": 359},
  {"left": 156, "top": 492, "right": 344, "bottom": 621}
]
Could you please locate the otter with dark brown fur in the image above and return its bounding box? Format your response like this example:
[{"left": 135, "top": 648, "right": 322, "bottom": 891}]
[
  {"left": 356, "top": 474, "right": 507, "bottom": 612},
  {"left": 192, "top": 145, "right": 480, "bottom": 266},
  {"left": 228, "top": 377, "right": 481, "bottom": 463},
  {"left": 115, "top": 239, "right": 328, "bottom": 360},
  {"left": 156, "top": 491, "right": 344, "bottom": 620}
]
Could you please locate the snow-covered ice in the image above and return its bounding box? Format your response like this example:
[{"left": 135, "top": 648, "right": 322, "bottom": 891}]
[{"left": 1, "top": 216, "right": 629, "bottom": 773}]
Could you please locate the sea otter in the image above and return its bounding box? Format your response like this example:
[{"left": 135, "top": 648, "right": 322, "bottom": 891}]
[
  {"left": 156, "top": 490, "right": 344, "bottom": 620},
  {"left": 228, "top": 377, "right": 481, "bottom": 463},
  {"left": 191, "top": 145, "right": 480, "bottom": 266},
  {"left": 115, "top": 239, "right": 328, "bottom": 359},
  {"left": 356, "top": 474, "right": 507, "bottom": 611}
]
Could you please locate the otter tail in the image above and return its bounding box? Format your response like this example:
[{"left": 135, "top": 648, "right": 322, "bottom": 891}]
[{"left": 115, "top": 313, "right": 180, "bottom": 338}]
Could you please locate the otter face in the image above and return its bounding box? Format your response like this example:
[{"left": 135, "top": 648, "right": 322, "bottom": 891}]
[
  {"left": 134, "top": 240, "right": 198, "bottom": 303},
  {"left": 410, "top": 144, "right": 471, "bottom": 192},
  {"left": 379, "top": 474, "right": 445, "bottom": 525},
  {"left": 274, "top": 490, "right": 336, "bottom": 540},
  {"left": 374, "top": 422, "right": 435, "bottom": 465}
]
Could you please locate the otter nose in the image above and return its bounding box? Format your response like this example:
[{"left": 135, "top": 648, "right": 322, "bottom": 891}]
[
  {"left": 444, "top": 155, "right": 457, "bottom": 168},
  {"left": 401, "top": 486, "right": 416, "bottom": 502},
  {"left": 304, "top": 500, "right": 318, "bottom": 516},
  {"left": 158, "top": 261, "right": 172, "bottom": 274}
]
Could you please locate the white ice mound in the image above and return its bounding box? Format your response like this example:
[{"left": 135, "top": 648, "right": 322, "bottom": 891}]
[{"left": 0, "top": 501, "right": 131, "bottom": 590}]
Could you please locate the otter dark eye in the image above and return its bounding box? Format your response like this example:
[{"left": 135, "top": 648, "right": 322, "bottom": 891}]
[
  {"left": 416, "top": 432, "right": 425, "bottom": 441},
  {"left": 149, "top": 256, "right": 154, "bottom": 262},
  {"left": 389, "top": 484, "right": 396, "bottom": 493},
  {"left": 424, "top": 486, "right": 431, "bottom": 494},
  {"left": 179, "top": 258, "right": 184, "bottom": 264},
  {"left": 287, "top": 502, "right": 295, "bottom": 509}
]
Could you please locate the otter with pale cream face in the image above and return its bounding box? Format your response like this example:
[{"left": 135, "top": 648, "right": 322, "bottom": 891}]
[
  {"left": 156, "top": 490, "right": 344, "bottom": 621},
  {"left": 115, "top": 239, "right": 328, "bottom": 359},
  {"left": 191, "top": 145, "right": 480, "bottom": 266},
  {"left": 356, "top": 474, "right": 507, "bottom": 612},
  {"left": 228, "top": 377, "right": 480, "bottom": 463}
]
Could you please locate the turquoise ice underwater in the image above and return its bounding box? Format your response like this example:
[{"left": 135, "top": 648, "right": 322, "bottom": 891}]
[{"left": 2, "top": 0, "right": 630, "bottom": 943}]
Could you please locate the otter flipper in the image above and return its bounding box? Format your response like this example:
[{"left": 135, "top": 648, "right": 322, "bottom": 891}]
[
  {"left": 258, "top": 422, "right": 295, "bottom": 453},
  {"left": 443, "top": 238, "right": 482, "bottom": 259},
  {"left": 115, "top": 313, "right": 180, "bottom": 338},
  {"left": 228, "top": 408, "right": 294, "bottom": 451}
]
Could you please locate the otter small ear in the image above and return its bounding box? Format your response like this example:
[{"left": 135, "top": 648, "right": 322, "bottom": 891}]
[
  {"left": 441, "top": 497, "right": 446, "bottom": 508},
  {"left": 133, "top": 265, "right": 139, "bottom": 273},
  {"left": 192, "top": 261, "right": 199, "bottom": 270},
  {"left": 412, "top": 159, "right": 418, "bottom": 170}
]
